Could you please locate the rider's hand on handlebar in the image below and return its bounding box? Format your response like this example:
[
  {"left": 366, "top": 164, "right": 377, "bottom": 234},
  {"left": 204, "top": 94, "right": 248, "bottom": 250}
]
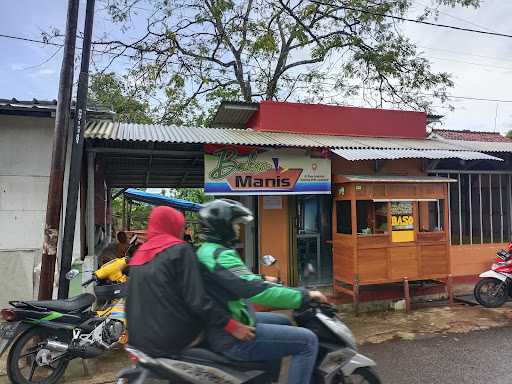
[
  {"left": 264, "top": 276, "right": 280, "bottom": 283},
  {"left": 227, "top": 321, "right": 256, "bottom": 342},
  {"left": 309, "top": 290, "right": 328, "bottom": 303}
]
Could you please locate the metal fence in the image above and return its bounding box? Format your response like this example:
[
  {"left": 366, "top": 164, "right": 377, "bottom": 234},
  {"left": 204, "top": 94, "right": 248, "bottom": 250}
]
[{"left": 429, "top": 170, "right": 512, "bottom": 245}]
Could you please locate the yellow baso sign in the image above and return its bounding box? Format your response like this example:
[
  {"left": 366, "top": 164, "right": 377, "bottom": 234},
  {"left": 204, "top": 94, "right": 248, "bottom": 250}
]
[
  {"left": 391, "top": 215, "right": 414, "bottom": 227},
  {"left": 392, "top": 230, "right": 415, "bottom": 243}
]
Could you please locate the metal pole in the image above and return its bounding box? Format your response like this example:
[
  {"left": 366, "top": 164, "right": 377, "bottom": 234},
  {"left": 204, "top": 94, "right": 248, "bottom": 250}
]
[
  {"left": 447, "top": 173, "right": 451, "bottom": 244},
  {"left": 458, "top": 174, "right": 462, "bottom": 245},
  {"left": 86, "top": 152, "right": 96, "bottom": 265},
  {"left": 436, "top": 173, "right": 441, "bottom": 229},
  {"left": 57, "top": 0, "right": 96, "bottom": 299},
  {"left": 122, "top": 196, "right": 126, "bottom": 230},
  {"left": 127, "top": 201, "right": 132, "bottom": 231},
  {"left": 500, "top": 175, "right": 504, "bottom": 243},
  {"left": 479, "top": 174, "right": 483, "bottom": 243},
  {"left": 509, "top": 175, "right": 512, "bottom": 241},
  {"left": 490, "top": 175, "right": 493, "bottom": 243},
  {"left": 38, "top": 0, "right": 79, "bottom": 300},
  {"left": 469, "top": 174, "right": 472, "bottom": 244}
]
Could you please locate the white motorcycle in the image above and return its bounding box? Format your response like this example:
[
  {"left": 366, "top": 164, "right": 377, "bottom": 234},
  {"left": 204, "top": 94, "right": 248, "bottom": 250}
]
[{"left": 474, "top": 248, "right": 512, "bottom": 308}]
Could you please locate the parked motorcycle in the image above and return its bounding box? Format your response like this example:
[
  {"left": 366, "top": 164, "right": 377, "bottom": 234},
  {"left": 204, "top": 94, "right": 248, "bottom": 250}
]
[
  {"left": 116, "top": 255, "right": 381, "bottom": 384},
  {"left": 474, "top": 243, "right": 512, "bottom": 308},
  {"left": 0, "top": 236, "right": 138, "bottom": 384}
]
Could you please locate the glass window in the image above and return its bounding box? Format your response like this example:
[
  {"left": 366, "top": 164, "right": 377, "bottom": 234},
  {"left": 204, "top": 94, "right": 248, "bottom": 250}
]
[
  {"left": 356, "top": 200, "right": 388, "bottom": 235},
  {"left": 297, "top": 195, "right": 333, "bottom": 286},
  {"left": 297, "top": 196, "right": 319, "bottom": 234},
  {"left": 418, "top": 200, "right": 444, "bottom": 232},
  {"left": 336, "top": 200, "right": 352, "bottom": 234}
]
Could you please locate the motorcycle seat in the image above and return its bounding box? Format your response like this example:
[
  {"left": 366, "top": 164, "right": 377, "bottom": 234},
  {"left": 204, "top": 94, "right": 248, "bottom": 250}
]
[
  {"left": 17, "top": 293, "right": 95, "bottom": 313},
  {"left": 180, "top": 348, "right": 269, "bottom": 371}
]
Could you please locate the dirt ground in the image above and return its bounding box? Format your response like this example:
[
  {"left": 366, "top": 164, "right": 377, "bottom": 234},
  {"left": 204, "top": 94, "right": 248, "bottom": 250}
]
[
  {"left": 1, "top": 304, "right": 512, "bottom": 383},
  {"left": 344, "top": 304, "right": 512, "bottom": 344}
]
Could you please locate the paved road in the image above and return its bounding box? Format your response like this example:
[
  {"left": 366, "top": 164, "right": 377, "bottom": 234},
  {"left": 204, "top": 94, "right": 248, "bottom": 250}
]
[{"left": 360, "top": 327, "right": 512, "bottom": 384}]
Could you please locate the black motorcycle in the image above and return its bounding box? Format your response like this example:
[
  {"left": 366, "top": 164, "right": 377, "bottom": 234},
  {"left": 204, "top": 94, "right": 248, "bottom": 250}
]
[
  {"left": 0, "top": 236, "right": 138, "bottom": 384},
  {"left": 117, "top": 301, "right": 380, "bottom": 384}
]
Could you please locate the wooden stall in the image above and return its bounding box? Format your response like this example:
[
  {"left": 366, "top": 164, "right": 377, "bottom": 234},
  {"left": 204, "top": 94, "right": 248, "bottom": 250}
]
[{"left": 332, "top": 175, "right": 455, "bottom": 310}]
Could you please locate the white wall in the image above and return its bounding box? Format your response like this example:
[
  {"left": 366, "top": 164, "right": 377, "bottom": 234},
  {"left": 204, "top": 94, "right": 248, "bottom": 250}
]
[{"left": 0, "top": 115, "right": 81, "bottom": 307}]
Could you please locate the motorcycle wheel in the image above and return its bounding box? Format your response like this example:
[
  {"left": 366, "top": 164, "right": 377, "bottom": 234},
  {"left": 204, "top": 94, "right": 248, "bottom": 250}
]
[
  {"left": 336, "top": 367, "right": 381, "bottom": 384},
  {"left": 7, "top": 327, "right": 69, "bottom": 384},
  {"left": 474, "top": 277, "right": 508, "bottom": 308}
]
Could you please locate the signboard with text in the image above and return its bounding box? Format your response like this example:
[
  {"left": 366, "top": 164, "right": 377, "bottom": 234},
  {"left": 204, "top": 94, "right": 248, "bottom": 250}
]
[
  {"left": 204, "top": 145, "right": 331, "bottom": 195},
  {"left": 391, "top": 201, "right": 415, "bottom": 242}
]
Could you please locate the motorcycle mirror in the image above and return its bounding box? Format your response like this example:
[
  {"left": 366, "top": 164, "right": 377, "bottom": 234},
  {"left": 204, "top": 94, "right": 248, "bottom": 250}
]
[
  {"left": 261, "top": 255, "right": 277, "bottom": 267},
  {"left": 65, "top": 269, "right": 80, "bottom": 280}
]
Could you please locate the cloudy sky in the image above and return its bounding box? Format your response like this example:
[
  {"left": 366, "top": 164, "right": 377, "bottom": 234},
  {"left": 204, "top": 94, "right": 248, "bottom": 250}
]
[{"left": 1, "top": 0, "right": 511, "bottom": 134}]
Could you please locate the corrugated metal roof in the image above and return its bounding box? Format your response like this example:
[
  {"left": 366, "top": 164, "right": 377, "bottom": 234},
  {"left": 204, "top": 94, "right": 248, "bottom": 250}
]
[
  {"left": 432, "top": 129, "right": 512, "bottom": 142},
  {"left": 211, "top": 101, "right": 259, "bottom": 128},
  {"left": 332, "top": 148, "right": 502, "bottom": 161},
  {"left": 0, "top": 98, "right": 115, "bottom": 117},
  {"left": 338, "top": 175, "right": 457, "bottom": 183},
  {"left": 437, "top": 139, "right": 512, "bottom": 153},
  {"left": 85, "top": 121, "right": 502, "bottom": 161}
]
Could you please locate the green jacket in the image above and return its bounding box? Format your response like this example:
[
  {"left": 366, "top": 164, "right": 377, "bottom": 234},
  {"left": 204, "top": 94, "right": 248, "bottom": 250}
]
[{"left": 196, "top": 242, "right": 308, "bottom": 326}]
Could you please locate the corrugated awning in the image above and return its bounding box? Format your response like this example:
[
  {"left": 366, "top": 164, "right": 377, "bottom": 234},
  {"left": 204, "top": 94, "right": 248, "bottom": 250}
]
[
  {"left": 432, "top": 138, "right": 512, "bottom": 153},
  {"left": 210, "top": 101, "right": 259, "bottom": 128},
  {"left": 85, "top": 120, "right": 503, "bottom": 161},
  {"left": 336, "top": 175, "right": 457, "bottom": 183},
  {"left": 123, "top": 189, "right": 203, "bottom": 212},
  {"left": 331, "top": 148, "right": 502, "bottom": 161}
]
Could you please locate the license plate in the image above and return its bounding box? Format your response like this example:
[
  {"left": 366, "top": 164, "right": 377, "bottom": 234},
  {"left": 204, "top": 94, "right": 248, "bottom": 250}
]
[{"left": 0, "top": 322, "right": 21, "bottom": 356}]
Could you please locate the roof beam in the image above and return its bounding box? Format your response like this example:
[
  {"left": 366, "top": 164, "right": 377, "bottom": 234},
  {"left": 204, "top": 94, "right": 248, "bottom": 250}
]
[
  {"left": 179, "top": 157, "right": 201, "bottom": 188},
  {"left": 144, "top": 143, "right": 155, "bottom": 188},
  {"left": 86, "top": 147, "right": 203, "bottom": 157}
]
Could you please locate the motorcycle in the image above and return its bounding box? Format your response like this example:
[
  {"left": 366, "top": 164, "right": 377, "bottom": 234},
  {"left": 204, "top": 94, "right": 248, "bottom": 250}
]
[
  {"left": 0, "top": 235, "right": 138, "bottom": 384},
  {"left": 474, "top": 243, "right": 512, "bottom": 308},
  {"left": 116, "top": 255, "right": 381, "bottom": 384}
]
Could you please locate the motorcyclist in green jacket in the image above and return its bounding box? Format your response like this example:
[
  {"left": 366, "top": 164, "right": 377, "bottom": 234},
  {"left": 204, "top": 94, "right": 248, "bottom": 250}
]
[{"left": 197, "top": 199, "right": 328, "bottom": 384}]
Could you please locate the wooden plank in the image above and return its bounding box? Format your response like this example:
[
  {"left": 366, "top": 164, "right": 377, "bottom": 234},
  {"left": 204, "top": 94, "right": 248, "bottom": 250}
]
[
  {"left": 357, "top": 234, "right": 390, "bottom": 249},
  {"left": 333, "top": 284, "right": 355, "bottom": 298},
  {"left": 419, "top": 244, "right": 449, "bottom": 276},
  {"left": 417, "top": 232, "right": 447, "bottom": 243},
  {"left": 389, "top": 246, "right": 419, "bottom": 280},
  {"left": 358, "top": 248, "right": 388, "bottom": 282}
]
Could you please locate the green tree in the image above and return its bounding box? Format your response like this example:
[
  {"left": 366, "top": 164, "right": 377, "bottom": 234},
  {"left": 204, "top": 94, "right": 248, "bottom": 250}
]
[
  {"left": 89, "top": 73, "right": 208, "bottom": 229},
  {"left": 173, "top": 188, "right": 213, "bottom": 205},
  {"left": 89, "top": 72, "right": 154, "bottom": 124},
  {"left": 506, "top": 130, "right": 512, "bottom": 139},
  {"left": 98, "top": 0, "right": 479, "bottom": 123}
]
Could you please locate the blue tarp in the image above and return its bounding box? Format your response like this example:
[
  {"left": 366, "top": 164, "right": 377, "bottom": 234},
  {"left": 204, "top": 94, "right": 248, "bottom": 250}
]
[{"left": 123, "top": 189, "right": 203, "bottom": 212}]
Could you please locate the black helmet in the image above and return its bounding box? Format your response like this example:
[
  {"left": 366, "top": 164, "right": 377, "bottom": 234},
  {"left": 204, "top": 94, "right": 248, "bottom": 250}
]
[{"left": 199, "top": 199, "right": 253, "bottom": 246}]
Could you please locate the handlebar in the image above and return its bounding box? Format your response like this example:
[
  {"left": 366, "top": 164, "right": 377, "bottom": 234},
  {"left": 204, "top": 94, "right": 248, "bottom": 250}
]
[{"left": 81, "top": 277, "right": 96, "bottom": 287}]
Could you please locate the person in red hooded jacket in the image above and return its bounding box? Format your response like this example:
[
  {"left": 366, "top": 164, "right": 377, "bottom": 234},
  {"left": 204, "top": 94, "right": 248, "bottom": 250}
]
[{"left": 126, "top": 206, "right": 254, "bottom": 358}]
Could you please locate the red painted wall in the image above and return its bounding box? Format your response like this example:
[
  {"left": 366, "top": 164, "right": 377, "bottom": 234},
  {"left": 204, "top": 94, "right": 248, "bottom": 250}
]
[{"left": 246, "top": 101, "right": 427, "bottom": 139}]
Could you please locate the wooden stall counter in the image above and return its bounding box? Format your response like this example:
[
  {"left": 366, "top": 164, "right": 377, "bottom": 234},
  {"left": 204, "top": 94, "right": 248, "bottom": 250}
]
[{"left": 331, "top": 175, "right": 455, "bottom": 312}]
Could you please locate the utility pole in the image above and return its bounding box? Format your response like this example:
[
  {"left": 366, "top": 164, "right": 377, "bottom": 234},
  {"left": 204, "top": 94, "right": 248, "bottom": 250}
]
[
  {"left": 58, "top": 0, "right": 96, "bottom": 299},
  {"left": 39, "top": 0, "right": 80, "bottom": 300}
]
